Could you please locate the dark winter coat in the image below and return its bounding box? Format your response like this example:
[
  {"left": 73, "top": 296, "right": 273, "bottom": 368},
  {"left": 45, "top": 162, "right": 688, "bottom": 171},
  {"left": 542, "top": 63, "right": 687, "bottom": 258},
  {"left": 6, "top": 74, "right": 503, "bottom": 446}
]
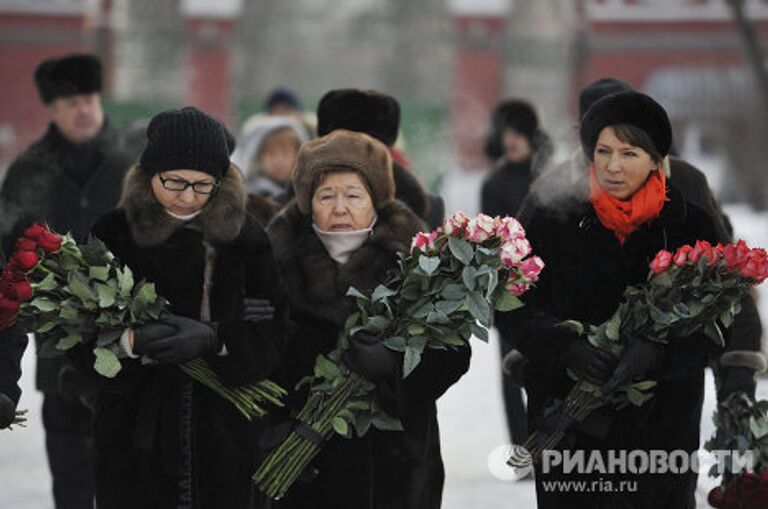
[
  {"left": 266, "top": 199, "right": 471, "bottom": 509},
  {"left": 80, "top": 164, "right": 290, "bottom": 508},
  {"left": 0, "top": 121, "right": 132, "bottom": 392},
  {"left": 497, "top": 173, "right": 719, "bottom": 508}
]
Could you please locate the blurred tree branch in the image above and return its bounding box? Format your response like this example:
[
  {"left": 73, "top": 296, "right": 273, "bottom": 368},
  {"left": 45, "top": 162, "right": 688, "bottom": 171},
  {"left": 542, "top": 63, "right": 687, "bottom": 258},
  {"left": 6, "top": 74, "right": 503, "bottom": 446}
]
[{"left": 726, "top": 0, "right": 768, "bottom": 117}]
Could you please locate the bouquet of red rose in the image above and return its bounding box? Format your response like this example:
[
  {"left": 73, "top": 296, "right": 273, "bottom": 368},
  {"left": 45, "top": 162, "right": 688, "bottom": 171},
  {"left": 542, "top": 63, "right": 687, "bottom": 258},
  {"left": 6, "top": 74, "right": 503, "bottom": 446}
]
[
  {"left": 706, "top": 392, "right": 768, "bottom": 509},
  {"left": 0, "top": 224, "right": 285, "bottom": 420},
  {"left": 253, "top": 212, "right": 544, "bottom": 499},
  {"left": 509, "top": 240, "right": 768, "bottom": 468}
]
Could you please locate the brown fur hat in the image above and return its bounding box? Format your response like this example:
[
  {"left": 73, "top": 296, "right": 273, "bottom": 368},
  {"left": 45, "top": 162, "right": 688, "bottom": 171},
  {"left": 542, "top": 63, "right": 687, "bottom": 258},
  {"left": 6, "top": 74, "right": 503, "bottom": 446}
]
[{"left": 292, "top": 129, "right": 395, "bottom": 215}]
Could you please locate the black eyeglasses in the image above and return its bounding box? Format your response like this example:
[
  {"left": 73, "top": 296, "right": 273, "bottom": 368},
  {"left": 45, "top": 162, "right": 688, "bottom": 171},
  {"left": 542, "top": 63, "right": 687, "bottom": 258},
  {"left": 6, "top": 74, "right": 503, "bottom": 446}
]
[{"left": 158, "top": 174, "right": 220, "bottom": 195}]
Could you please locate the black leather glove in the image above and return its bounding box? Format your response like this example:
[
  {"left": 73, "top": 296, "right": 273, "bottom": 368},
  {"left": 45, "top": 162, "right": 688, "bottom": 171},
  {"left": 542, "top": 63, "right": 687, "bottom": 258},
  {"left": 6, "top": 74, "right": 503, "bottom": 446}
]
[
  {"left": 561, "top": 337, "right": 618, "bottom": 385},
  {"left": 0, "top": 393, "right": 16, "bottom": 429},
  {"left": 135, "top": 314, "right": 219, "bottom": 364},
  {"left": 344, "top": 332, "right": 398, "bottom": 380},
  {"left": 242, "top": 298, "right": 275, "bottom": 323},
  {"left": 603, "top": 336, "right": 666, "bottom": 393},
  {"left": 133, "top": 322, "right": 178, "bottom": 352},
  {"left": 718, "top": 366, "right": 757, "bottom": 400}
]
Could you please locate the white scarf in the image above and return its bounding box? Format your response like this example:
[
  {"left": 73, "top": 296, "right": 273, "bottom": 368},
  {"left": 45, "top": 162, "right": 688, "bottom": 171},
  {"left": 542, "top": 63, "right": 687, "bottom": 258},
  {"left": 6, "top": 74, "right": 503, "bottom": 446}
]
[
  {"left": 312, "top": 217, "right": 377, "bottom": 264},
  {"left": 165, "top": 209, "right": 203, "bottom": 221}
]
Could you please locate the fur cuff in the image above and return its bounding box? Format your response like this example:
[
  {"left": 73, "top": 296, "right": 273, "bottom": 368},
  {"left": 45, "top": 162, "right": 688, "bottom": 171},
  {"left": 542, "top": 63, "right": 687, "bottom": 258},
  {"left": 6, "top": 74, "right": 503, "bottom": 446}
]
[{"left": 721, "top": 350, "right": 767, "bottom": 373}]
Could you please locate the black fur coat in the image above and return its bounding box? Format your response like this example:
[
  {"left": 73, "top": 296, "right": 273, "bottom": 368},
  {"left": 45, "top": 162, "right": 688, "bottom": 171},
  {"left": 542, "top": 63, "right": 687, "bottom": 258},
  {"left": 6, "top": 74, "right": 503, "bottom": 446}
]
[
  {"left": 80, "top": 164, "right": 290, "bottom": 508},
  {"left": 266, "top": 199, "right": 470, "bottom": 509}
]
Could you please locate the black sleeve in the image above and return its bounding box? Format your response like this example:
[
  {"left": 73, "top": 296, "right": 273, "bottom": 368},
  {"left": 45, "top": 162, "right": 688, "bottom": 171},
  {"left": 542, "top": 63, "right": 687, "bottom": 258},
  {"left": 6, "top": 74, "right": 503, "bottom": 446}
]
[
  {"left": 207, "top": 241, "right": 293, "bottom": 387},
  {"left": 0, "top": 328, "right": 28, "bottom": 404},
  {"left": 377, "top": 344, "right": 471, "bottom": 418},
  {"left": 494, "top": 204, "right": 579, "bottom": 368}
]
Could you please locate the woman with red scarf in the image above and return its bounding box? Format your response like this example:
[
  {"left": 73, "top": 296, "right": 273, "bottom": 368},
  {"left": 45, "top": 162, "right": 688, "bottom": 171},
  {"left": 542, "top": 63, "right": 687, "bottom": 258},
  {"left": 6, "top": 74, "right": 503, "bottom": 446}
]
[{"left": 497, "top": 92, "right": 720, "bottom": 508}]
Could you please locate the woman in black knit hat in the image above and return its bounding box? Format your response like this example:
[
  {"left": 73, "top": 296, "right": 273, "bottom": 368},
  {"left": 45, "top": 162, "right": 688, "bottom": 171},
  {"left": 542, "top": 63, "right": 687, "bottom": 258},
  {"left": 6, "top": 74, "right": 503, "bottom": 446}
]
[
  {"left": 497, "top": 92, "right": 721, "bottom": 508},
  {"left": 72, "top": 106, "right": 291, "bottom": 508}
]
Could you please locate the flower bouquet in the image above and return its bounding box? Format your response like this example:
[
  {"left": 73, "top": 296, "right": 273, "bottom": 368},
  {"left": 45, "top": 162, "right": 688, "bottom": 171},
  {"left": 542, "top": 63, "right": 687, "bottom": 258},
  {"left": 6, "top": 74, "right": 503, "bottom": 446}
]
[
  {"left": 509, "top": 240, "right": 768, "bottom": 468},
  {"left": 706, "top": 392, "right": 768, "bottom": 509},
  {"left": 0, "top": 224, "right": 285, "bottom": 420},
  {"left": 253, "top": 212, "right": 544, "bottom": 499}
]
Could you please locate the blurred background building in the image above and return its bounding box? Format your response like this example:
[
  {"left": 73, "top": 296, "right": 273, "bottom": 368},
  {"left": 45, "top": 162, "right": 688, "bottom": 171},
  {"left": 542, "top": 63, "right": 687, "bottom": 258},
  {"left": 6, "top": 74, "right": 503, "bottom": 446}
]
[{"left": 2, "top": 0, "right": 768, "bottom": 202}]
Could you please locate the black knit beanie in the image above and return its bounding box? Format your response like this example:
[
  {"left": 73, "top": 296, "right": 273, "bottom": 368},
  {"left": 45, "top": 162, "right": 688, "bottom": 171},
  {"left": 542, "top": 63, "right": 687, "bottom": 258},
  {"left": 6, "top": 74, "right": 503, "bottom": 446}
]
[
  {"left": 579, "top": 91, "right": 672, "bottom": 162},
  {"left": 140, "top": 107, "right": 231, "bottom": 178}
]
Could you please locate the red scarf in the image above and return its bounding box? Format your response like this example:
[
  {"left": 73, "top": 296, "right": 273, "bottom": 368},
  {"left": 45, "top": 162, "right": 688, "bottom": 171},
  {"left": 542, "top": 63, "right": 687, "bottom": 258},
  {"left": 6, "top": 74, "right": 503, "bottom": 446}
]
[{"left": 588, "top": 165, "right": 667, "bottom": 245}]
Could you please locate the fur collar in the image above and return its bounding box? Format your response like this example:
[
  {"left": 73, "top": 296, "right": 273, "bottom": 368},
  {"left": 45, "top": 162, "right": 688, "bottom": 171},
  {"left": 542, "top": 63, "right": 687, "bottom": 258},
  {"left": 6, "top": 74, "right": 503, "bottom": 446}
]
[
  {"left": 119, "top": 163, "right": 247, "bottom": 247},
  {"left": 268, "top": 199, "right": 425, "bottom": 325}
]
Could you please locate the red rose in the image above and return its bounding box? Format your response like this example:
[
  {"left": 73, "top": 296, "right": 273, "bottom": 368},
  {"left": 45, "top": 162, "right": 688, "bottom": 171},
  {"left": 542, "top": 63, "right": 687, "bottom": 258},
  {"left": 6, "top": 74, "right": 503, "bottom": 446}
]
[
  {"left": 723, "top": 240, "right": 751, "bottom": 273},
  {"left": 15, "top": 237, "right": 37, "bottom": 252},
  {"left": 650, "top": 249, "right": 672, "bottom": 274},
  {"left": 11, "top": 249, "right": 39, "bottom": 271},
  {"left": 0, "top": 297, "right": 21, "bottom": 329},
  {"left": 5, "top": 278, "right": 32, "bottom": 302},
  {"left": 694, "top": 240, "right": 719, "bottom": 267},
  {"left": 707, "top": 486, "right": 723, "bottom": 508},
  {"left": 673, "top": 245, "right": 693, "bottom": 267},
  {"left": 36, "top": 231, "right": 62, "bottom": 253},
  {"left": 23, "top": 223, "right": 47, "bottom": 240}
]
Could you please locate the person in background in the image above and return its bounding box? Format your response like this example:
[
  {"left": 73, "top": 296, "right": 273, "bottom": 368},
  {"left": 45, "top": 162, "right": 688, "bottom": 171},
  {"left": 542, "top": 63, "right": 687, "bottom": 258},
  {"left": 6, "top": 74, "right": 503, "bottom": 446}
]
[
  {"left": 316, "top": 88, "right": 445, "bottom": 230},
  {"left": 232, "top": 115, "right": 310, "bottom": 211},
  {"left": 265, "top": 130, "right": 469, "bottom": 508},
  {"left": 80, "top": 106, "right": 290, "bottom": 507},
  {"left": 480, "top": 99, "right": 553, "bottom": 448},
  {"left": 0, "top": 53, "right": 133, "bottom": 508}
]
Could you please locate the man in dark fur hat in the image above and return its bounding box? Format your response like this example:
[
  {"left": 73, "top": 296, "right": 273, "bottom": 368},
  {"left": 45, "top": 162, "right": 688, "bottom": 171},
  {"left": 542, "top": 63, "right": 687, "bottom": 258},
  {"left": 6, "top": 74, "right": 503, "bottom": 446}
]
[
  {"left": 0, "top": 53, "right": 133, "bottom": 508},
  {"left": 316, "top": 88, "right": 446, "bottom": 230}
]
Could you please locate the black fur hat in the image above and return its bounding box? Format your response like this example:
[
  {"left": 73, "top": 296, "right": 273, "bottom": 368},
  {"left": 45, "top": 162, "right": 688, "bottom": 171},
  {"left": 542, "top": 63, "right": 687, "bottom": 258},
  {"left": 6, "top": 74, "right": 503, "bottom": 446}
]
[
  {"left": 34, "top": 54, "right": 102, "bottom": 104},
  {"left": 140, "top": 107, "right": 231, "bottom": 179},
  {"left": 578, "top": 77, "right": 633, "bottom": 119},
  {"left": 580, "top": 91, "right": 672, "bottom": 162},
  {"left": 317, "top": 89, "right": 401, "bottom": 147},
  {"left": 484, "top": 99, "right": 539, "bottom": 160}
]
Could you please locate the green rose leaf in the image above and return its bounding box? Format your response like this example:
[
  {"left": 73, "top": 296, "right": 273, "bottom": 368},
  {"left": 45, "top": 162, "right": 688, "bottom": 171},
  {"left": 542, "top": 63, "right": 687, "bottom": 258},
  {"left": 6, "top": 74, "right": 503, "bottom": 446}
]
[
  {"left": 68, "top": 270, "right": 97, "bottom": 305},
  {"left": 462, "top": 266, "right": 478, "bottom": 291},
  {"left": 365, "top": 315, "right": 390, "bottom": 333},
  {"left": 37, "top": 338, "right": 63, "bottom": 359},
  {"left": 117, "top": 267, "right": 134, "bottom": 297},
  {"left": 441, "top": 332, "right": 465, "bottom": 347},
  {"left": 469, "top": 322, "right": 489, "bottom": 342},
  {"left": 493, "top": 288, "right": 524, "bottom": 312},
  {"left": 448, "top": 237, "right": 474, "bottom": 265},
  {"left": 135, "top": 282, "right": 158, "bottom": 306},
  {"left": 331, "top": 416, "right": 349, "bottom": 436},
  {"left": 703, "top": 321, "right": 725, "bottom": 347},
  {"left": 383, "top": 336, "right": 407, "bottom": 352},
  {"left": 467, "top": 291, "right": 490, "bottom": 326},
  {"left": 56, "top": 331, "right": 83, "bottom": 351},
  {"left": 426, "top": 310, "right": 450, "bottom": 325},
  {"left": 346, "top": 287, "right": 369, "bottom": 301},
  {"left": 411, "top": 302, "right": 433, "bottom": 319},
  {"left": 418, "top": 255, "right": 440, "bottom": 277},
  {"left": 31, "top": 297, "right": 58, "bottom": 313},
  {"left": 89, "top": 266, "right": 111, "bottom": 282},
  {"left": 96, "top": 283, "right": 117, "bottom": 308},
  {"left": 35, "top": 273, "right": 58, "bottom": 292},
  {"left": 58, "top": 305, "right": 81, "bottom": 324},
  {"left": 314, "top": 355, "right": 342, "bottom": 381},
  {"left": 605, "top": 311, "right": 621, "bottom": 342},
  {"left": 97, "top": 329, "right": 124, "bottom": 347},
  {"left": 371, "top": 285, "right": 397, "bottom": 303},
  {"left": 403, "top": 336, "right": 427, "bottom": 378},
  {"left": 435, "top": 300, "right": 462, "bottom": 316},
  {"left": 93, "top": 347, "right": 122, "bottom": 378},
  {"left": 441, "top": 284, "right": 466, "bottom": 301},
  {"left": 407, "top": 323, "right": 426, "bottom": 336}
]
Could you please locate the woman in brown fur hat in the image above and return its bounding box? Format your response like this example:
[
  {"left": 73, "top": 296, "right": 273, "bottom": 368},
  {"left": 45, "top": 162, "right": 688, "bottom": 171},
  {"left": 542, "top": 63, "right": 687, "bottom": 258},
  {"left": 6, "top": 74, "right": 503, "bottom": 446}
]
[{"left": 263, "top": 129, "right": 470, "bottom": 509}]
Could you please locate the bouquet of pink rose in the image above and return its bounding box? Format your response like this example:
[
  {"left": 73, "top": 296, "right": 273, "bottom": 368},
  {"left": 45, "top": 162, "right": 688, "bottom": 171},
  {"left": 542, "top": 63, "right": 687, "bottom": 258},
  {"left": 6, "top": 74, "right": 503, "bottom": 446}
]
[
  {"left": 0, "top": 224, "right": 285, "bottom": 421},
  {"left": 253, "top": 212, "right": 544, "bottom": 499},
  {"left": 509, "top": 240, "right": 768, "bottom": 468}
]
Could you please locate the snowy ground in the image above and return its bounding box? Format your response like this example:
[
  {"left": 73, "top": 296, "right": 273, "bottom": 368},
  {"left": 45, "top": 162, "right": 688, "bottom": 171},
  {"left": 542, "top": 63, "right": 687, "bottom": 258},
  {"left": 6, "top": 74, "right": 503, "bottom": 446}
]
[{"left": 0, "top": 170, "right": 766, "bottom": 508}]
